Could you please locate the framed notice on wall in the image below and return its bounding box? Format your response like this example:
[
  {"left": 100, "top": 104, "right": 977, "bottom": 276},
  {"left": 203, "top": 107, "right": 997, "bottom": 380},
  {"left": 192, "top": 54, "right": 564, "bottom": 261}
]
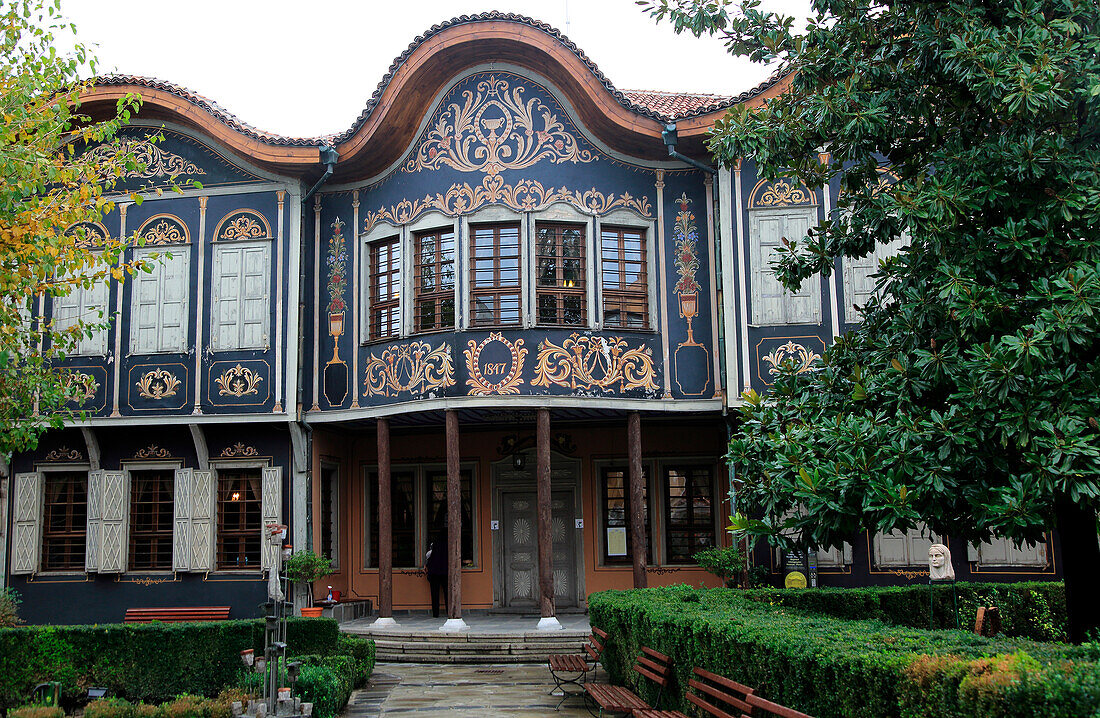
[{"left": 607, "top": 527, "right": 627, "bottom": 557}]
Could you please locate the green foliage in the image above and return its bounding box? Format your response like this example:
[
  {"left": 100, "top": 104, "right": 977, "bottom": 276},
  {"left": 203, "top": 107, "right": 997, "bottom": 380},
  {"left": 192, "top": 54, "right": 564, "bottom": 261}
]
[
  {"left": 239, "top": 638, "right": 374, "bottom": 718},
  {"left": 742, "top": 581, "right": 1068, "bottom": 642},
  {"left": 0, "top": 588, "right": 20, "bottom": 627},
  {"left": 83, "top": 695, "right": 235, "bottom": 718},
  {"left": 283, "top": 551, "right": 333, "bottom": 585},
  {"left": 692, "top": 546, "right": 745, "bottom": 587},
  {"left": 0, "top": 618, "right": 346, "bottom": 711},
  {"left": 590, "top": 587, "right": 1100, "bottom": 718},
  {"left": 9, "top": 707, "right": 64, "bottom": 718}
]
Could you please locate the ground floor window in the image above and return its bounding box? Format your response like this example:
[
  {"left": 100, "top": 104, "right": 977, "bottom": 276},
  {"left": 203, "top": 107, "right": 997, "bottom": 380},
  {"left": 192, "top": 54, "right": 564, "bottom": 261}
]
[
  {"left": 599, "top": 466, "right": 652, "bottom": 564},
  {"left": 129, "top": 469, "right": 174, "bottom": 570},
  {"left": 42, "top": 471, "right": 88, "bottom": 571},
  {"left": 319, "top": 464, "right": 340, "bottom": 568},
  {"left": 365, "top": 465, "right": 476, "bottom": 569},
  {"left": 216, "top": 469, "right": 262, "bottom": 570},
  {"left": 664, "top": 465, "right": 716, "bottom": 563}
]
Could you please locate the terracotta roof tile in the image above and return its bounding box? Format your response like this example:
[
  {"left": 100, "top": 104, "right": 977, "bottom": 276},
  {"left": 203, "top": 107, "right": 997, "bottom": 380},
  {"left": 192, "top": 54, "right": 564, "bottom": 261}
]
[{"left": 623, "top": 90, "right": 737, "bottom": 119}]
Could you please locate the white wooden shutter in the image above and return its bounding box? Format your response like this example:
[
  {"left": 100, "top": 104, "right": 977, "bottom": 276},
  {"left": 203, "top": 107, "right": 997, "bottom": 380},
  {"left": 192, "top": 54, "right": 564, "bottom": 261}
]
[
  {"left": 97, "top": 471, "right": 128, "bottom": 573},
  {"left": 172, "top": 468, "right": 193, "bottom": 571},
  {"left": 842, "top": 234, "right": 906, "bottom": 323},
  {"left": 54, "top": 281, "right": 108, "bottom": 356},
  {"left": 11, "top": 472, "right": 43, "bottom": 575},
  {"left": 132, "top": 255, "right": 161, "bottom": 353},
  {"left": 749, "top": 208, "right": 820, "bottom": 325},
  {"left": 85, "top": 470, "right": 103, "bottom": 571},
  {"left": 212, "top": 243, "right": 269, "bottom": 351},
  {"left": 132, "top": 248, "right": 189, "bottom": 353},
  {"left": 967, "top": 542, "right": 980, "bottom": 562},
  {"left": 240, "top": 246, "right": 269, "bottom": 349},
  {"left": 816, "top": 542, "right": 853, "bottom": 568},
  {"left": 261, "top": 466, "right": 283, "bottom": 572},
  {"left": 905, "top": 527, "right": 936, "bottom": 566},
  {"left": 975, "top": 537, "right": 1048, "bottom": 567},
  {"left": 190, "top": 470, "right": 215, "bottom": 572},
  {"left": 212, "top": 245, "right": 241, "bottom": 351},
  {"left": 874, "top": 530, "right": 910, "bottom": 567}
]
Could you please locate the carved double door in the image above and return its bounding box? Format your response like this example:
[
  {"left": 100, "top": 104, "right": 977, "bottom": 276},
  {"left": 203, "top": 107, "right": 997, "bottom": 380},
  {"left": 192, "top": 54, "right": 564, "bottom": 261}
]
[{"left": 501, "top": 489, "right": 577, "bottom": 608}]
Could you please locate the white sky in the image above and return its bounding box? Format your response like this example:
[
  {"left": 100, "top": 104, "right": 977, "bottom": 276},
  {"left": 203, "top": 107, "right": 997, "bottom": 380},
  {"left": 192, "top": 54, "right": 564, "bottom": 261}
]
[{"left": 64, "top": 0, "right": 810, "bottom": 138}]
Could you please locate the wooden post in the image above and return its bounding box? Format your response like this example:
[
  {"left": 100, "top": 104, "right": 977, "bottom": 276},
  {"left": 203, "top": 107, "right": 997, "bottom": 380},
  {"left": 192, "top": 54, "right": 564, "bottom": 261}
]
[
  {"left": 377, "top": 418, "right": 393, "bottom": 620},
  {"left": 536, "top": 408, "right": 556, "bottom": 622},
  {"left": 444, "top": 409, "right": 464, "bottom": 625},
  {"left": 628, "top": 411, "right": 647, "bottom": 589}
]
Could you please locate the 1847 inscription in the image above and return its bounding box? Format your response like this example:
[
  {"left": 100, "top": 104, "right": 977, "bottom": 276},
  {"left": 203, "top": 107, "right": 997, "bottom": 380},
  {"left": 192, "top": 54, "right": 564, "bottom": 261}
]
[{"left": 465, "top": 333, "right": 527, "bottom": 395}]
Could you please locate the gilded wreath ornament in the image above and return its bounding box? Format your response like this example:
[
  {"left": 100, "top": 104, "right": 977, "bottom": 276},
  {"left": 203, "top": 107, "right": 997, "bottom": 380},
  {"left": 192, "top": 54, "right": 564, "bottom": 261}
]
[
  {"left": 754, "top": 179, "right": 813, "bottom": 207},
  {"left": 363, "top": 341, "right": 455, "bottom": 398},
  {"left": 135, "top": 368, "right": 182, "bottom": 400},
  {"left": 533, "top": 334, "right": 658, "bottom": 392},
  {"left": 215, "top": 364, "right": 264, "bottom": 397},
  {"left": 761, "top": 341, "right": 822, "bottom": 376},
  {"left": 464, "top": 333, "right": 527, "bottom": 395},
  {"left": 405, "top": 74, "right": 596, "bottom": 177},
  {"left": 84, "top": 138, "right": 206, "bottom": 179}
]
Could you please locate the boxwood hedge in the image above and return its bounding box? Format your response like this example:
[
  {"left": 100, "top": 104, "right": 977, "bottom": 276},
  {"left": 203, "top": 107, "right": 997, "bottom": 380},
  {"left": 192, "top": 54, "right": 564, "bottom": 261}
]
[{"left": 588, "top": 586, "right": 1100, "bottom": 718}]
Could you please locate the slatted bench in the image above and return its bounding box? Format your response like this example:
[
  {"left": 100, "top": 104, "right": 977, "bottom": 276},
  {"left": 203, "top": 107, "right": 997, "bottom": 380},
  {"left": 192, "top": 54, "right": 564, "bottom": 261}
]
[
  {"left": 584, "top": 646, "right": 673, "bottom": 717},
  {"left": 634, "top": 666, "right": 754, "bottom": 718},
  {"left": 123, "top": 607, "right": 231, "bottom": 623},
  {"left": 744, "top": 693, "right": 815, "bottom": 718},
  {"left": 548, "top": 627, "right": 608, "bottom": 709}
]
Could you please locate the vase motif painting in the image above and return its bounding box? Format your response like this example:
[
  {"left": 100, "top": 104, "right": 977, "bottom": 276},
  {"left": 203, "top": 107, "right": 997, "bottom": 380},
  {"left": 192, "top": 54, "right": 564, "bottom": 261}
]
[{"left": 671, "top": 193, "right": 710, "bottom": 396}]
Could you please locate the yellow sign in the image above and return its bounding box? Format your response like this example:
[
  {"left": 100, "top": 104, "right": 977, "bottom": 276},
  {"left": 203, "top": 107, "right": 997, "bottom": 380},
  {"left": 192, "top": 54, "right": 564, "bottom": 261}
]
[{"left": 784, "top": 571, "right": 807, "bottom": 589}]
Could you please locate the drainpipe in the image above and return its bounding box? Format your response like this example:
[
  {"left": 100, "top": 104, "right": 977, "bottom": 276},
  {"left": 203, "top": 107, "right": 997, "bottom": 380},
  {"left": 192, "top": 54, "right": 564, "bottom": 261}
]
[
  {"left": 302, "top": 145, "right": 339, "bottom": 206},
  {"left": 661, "top": 123, "right": 716, "bottom": 176}
]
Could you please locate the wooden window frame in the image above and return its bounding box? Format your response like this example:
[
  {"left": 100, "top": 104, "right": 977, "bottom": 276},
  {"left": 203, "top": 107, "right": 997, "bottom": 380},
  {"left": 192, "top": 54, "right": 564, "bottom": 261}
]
[
  {"left": 368, "top": 236, "right": 401, "bottom": 340},
  {"left": 130, "top": 245, "right": 191, "bottom": 354},
  {"left": 128, "top": 468, "right": 174, "bottom": 571},
  {"left": 535, "top": 222, "right": 587, "bottom": 327},
  {"left": 469, "top": 222, "right": 522, "bottom": 328},
  {"left": 41, "top": 470, "right": 88, "bottom": 572},
  {"left": 662, "top": 464, "right": 717, "bottom": 564},
  {"left": 211, "top": 240, "right": 271, "bottom": 350},
  {"left": 598, "top": 464, "right": 653, "bottom": 566},
  {"left": 215, "top": 468, "right": 263, "bottom": 571},
  {"left": 600, "top": 225, "right": 649, "bottom": 329},
  {"left": 318, "top": 463, "right": 340, "bottom": 569},
  {"left": 413, "top": 228, "right": 455, "bottom": 333}
]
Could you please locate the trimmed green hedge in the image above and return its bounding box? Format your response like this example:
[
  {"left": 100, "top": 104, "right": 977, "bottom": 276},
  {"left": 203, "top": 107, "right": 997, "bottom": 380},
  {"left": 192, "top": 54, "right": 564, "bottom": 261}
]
[
  {"left": 741, "top": 582, "right": 1067, "bottom": 642},
  {"left": 589, "top": 586, "right": 1100, "bottom": 718},
  {"left": 0, "top": 619, "right": 344, "bottom": 710}
]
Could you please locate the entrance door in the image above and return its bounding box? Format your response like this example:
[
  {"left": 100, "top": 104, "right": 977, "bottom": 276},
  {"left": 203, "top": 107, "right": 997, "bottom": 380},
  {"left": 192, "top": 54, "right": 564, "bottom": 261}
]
[{"left": 501, "top": 490, "right": 576, "bottom": 608}]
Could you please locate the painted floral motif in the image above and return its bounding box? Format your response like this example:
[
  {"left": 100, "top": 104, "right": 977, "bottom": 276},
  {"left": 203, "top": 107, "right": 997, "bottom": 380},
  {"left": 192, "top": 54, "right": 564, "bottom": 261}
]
[
  {"left": 762, "top": 341, "right": 822, "bottom": 375},
  {"left": 326, "top": 217, "right": 347, "bottom": 315},
  {"left": 135, "top": 368, "right": 182, "bottom": 400},
  {"left": 218, "top": 212, "right": 268, "bottom": 240},
  {"left": 533, "top": 334, "right": 658, "bottom": 392},
  {"left": 134, "top": 445, "right": 172, "bottom": 459},
  {"left": 64, "top": 221, "right": 110, "bottom": 248},
  {"left": 405, "top": 74, "right": 596, "bottom": 177},
  {"left": 215, "top": 363, "right": 264, "bottom": 397},
  {"left": 672, "top": 193, "right": 700, "bottom": 296},
  {"left": 754, "top": 178, "right": 813, "bottom": 207},
  {"left": 84, "top": 138, "right": 206, "bottom": 179},
  {"left": 140, "top": 216, "right": 189, "bottom": 245},
  {"left": 65, "top": 371, "right": 99, "bottom": 402},
  {"left": 464, "top": 333, "right": 527, "bottom": 396},
  {"left": 221, "top": 442, "right": 259, "bottom": 458},
  {"left": 362, "top": 175, "right": 652, "bottom": 234},
  {"left": 44, "top": 446, "right": 83, "bottom": 462},
  {"left": 363, "top": 341, "right": 455, "bottom": 398}
]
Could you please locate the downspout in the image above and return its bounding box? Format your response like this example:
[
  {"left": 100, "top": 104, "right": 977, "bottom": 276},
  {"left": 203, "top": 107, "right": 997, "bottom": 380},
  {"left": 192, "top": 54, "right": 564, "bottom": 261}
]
[
  {"left": 661, "top": 123, "right": 716, "bottom": 176},
  {"left": 296, "top": 144, "right": 338, "bottom": 559}
]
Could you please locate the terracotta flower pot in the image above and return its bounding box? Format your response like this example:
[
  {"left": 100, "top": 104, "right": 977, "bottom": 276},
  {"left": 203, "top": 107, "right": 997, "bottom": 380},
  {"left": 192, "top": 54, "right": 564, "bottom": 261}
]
[{"left": 300, "top": 606, "right": 324, "bottom": 618}]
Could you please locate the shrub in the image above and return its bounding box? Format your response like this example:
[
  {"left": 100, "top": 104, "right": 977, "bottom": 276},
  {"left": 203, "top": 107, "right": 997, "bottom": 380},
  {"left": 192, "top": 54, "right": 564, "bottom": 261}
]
[
  {"left": 9, "top": 707, "right": 63, "bottom": 718},
  {"left": 0, "top": 589, "right": 19, "bottom": 628},
  {"left": 589, "top": 586, "right": 1100, "bottom": 718},
  {"left": 83, "top": 695, "right": 235, "bottom": 718},
  {"left": 284, "top": 551, "right": 333, "bottom": 585},
  {"left": 336, "top": 634, "right": 376, "bottom": 687},
  {"left": 692, "top": 546, "right": 745, "bottom": 587}
]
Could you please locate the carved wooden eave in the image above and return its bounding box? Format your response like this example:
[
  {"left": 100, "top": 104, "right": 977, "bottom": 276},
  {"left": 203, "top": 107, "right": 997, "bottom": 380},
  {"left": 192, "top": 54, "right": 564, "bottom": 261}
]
[{"left": 75, "top": 12, "right": 793, "bottom": 183}]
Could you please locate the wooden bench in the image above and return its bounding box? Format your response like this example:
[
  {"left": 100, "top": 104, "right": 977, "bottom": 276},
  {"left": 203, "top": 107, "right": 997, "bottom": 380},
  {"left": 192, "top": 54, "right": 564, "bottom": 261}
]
[
  {"left": 123, "top": 607, "right": 231, "bottom": 623},
  {"left": 634, "top": 666, "right": 754, "bottom": 718},
  {"left": 584, "top": 647, "right": 673, "bottom": 716},
  {"left": 744, "top": 693, "right": 815, "bottom": 718},
  {"left": 548, "top": 627, "right": 608, "bottom": 709}
]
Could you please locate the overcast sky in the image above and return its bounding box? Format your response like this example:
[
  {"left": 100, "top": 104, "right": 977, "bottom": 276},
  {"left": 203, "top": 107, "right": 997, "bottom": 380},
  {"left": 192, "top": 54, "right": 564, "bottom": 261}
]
[{"left": 64, "top": 0, "right": 810, "bottom": 139}]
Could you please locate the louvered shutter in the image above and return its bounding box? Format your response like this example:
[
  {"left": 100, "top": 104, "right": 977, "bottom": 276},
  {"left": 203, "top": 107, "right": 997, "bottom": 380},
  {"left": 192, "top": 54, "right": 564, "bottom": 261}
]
[
  {"left": 54, "top": 282, "right": 108, "bottom": 356},
  {"left": 11, "top": 472, "right": 43, "bottom": 575},
  {"left": 85, "top": 470, "right": 103, "bottom": 571},
  {"left": 97, "top": 471, "right": 128, "bottom": 573},
  {"left": 212, "top": 244, "right": 269, "bottom": 351},
  {"left": 260, "top": 466, "right": 283, "bottom": 572},
  {"left": 172, "top": 468, "right": 193, "bottom": 571},
  {"left": 240, "top": 246, "right": 269, "bottom": 349},
  {"left": 190, "top": 470, "right": 215, "bottom": 572},
  {"left": 158, "top": 250, "right": 190, "bottom": 352}
]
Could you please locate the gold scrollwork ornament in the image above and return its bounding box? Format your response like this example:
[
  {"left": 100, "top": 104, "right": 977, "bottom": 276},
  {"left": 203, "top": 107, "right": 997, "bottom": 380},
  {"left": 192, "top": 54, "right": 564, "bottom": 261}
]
[
  {"left": 464, "top": 333, "right": 527, "bottom": 395},
  {"left": 215, "top": 364, "right": 264, "bottom": 397},
  {"left": 533, "top": 334, "right": 658, "bottom": 392},
  {"left": 363, "top": 341, "right": 455, "bottom": 398},
  {"left": 761, "top": 341, "right": 822, "bottom": 376},
  {"left": 135, "top": 368, "right": 182, "bottom": 400}
]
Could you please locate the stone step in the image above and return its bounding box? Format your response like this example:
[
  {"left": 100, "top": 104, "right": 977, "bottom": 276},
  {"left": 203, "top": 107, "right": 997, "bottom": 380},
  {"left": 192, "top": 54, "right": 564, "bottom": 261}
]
[{"left": 371, "top": 632, "right": 587, "bottom": 663}]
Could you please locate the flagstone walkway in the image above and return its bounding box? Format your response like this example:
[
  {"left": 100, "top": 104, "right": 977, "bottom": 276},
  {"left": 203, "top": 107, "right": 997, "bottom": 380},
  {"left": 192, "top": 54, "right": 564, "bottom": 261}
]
[{"left": 344, "top": 662, "right": 601, "bottom": 717}]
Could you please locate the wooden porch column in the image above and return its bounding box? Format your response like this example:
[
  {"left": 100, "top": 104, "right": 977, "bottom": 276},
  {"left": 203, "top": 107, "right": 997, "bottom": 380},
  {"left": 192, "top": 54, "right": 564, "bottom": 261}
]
[
  {"left": 535, "top": 408, "right": 561, "bottom": 630},
  {"left": 373, "top": 418, "right": 397, "bottom": 626},
  {"left": 441, "top": 409, "right": 467, "bottom": 630},
  {"left": 628, "top": 411, "right": 648, "bottom": 589}
]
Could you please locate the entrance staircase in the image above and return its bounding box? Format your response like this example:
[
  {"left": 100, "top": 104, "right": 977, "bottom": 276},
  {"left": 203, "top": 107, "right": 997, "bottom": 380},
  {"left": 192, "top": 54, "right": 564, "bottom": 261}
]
[{"left": 341, "top": 614, "right": 591, "bottom": 663}]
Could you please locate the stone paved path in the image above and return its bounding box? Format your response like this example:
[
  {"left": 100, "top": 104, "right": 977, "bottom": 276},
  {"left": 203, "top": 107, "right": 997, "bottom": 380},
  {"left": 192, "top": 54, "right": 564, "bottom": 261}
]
[{"left": 344, "top": 662, "right": 599, "bottom": 717}]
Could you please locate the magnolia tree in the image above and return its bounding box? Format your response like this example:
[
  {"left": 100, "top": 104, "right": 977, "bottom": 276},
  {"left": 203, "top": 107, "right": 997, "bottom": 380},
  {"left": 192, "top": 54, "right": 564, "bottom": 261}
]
[
  {"left": 0, "top": 0, "right": 183, "bottom": 456},
  {"left": 644, "top": 0, "right": 1100, "bottom": 640}
]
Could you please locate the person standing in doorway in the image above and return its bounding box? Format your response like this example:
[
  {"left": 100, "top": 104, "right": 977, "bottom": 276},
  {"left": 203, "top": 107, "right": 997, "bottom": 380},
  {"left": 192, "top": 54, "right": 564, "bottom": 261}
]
[{"left": 425, "top": 529, "right": 448, "bottom": 618}]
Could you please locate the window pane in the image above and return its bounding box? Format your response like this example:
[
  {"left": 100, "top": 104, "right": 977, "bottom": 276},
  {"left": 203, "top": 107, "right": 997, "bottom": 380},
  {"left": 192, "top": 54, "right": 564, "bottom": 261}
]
[
  {"left": 129, "top": 469, "right": 174, "bottom": 570},
  {"left": 217, "top": 469, "right": 262, "bottom": 570},
  {"left": 469, "top": 224, "right": 521, "bottom": 327},
  {"left": 367, "top": 470, "right": 417, "bottom": 568},
  {"left": 664, "top": 466, "right": 715, "bottom": 563},
  {"left": 535, "top": 223, "right": 586, "bottom": 326},
  {"left": 415, "top": 229, "right": 455, "bottom": 331},
  {"left": 427, "top": 470, "right": 475, "bottom": 565},
  {"left": 42, "top": 471, "right": 87, "bottom": 571},
  {"left": 600, "top": 467, "right": 650, "bottom": 564}
]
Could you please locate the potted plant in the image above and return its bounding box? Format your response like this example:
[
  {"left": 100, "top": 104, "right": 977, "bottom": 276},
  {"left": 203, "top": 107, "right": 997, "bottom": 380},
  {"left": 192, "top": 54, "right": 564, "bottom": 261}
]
[
  {"left": 693, "top": 545, "right": 747, "bottom": 588},
  {"left": 284, "top": 550, "right": 333, "bottom": 617}
]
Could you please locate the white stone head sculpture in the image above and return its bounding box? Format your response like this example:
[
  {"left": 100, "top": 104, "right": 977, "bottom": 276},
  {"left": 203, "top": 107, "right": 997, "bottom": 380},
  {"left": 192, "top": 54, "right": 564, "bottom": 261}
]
[{"left": 928, "top": 543, "right": 955, "bottom": 581}]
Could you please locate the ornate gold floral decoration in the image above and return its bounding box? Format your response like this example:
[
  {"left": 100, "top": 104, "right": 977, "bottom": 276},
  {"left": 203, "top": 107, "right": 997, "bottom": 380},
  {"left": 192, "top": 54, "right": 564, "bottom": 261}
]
[
  {"left": 65, "top": 371, "right": 99, "bottom": 402},
  {"left": 134, "top": 445, "right": 172, "bottom": 459},
  {"left": 405, "top": 74, "right": 596, "bottom": 177},
  {"left": 135, "top": 368, "right": 182, "bottom": 400},
  {"left": 761, "top": 341, "right": 822, "bottom": 376},
  {"left": 216, "top": 211, "right": 269, "bottom": 241},
  {"left": 64, "top": 221, "right": 110, "bottom": 248},
  {"left": 464, "top": 333, "right": 527, "bottom": 395},
  {"left": 221, "top": 442, "right": 259, "bottom": 458},
  {"left": 44, "top": 446, "right": 83, "bottom": 462},
  {"left": 215, "top": 364, "right": 264, "bottom": 398},
  {"left": 363, "top": 175, "right": 651, "bottom": 234},
  {"left": 363, "top": 341, "right": 455, "bottom": 398},
  {"left": 533, "top": 334, "right": 658, "bottom": 392},
  {"left": 752, "top": 178, "right": 813, "bottom": 208},
  {"left": 138, "top": 215, "right": 190, "bottom": 245},
  {"left": 84, "top": 138, "right": 206, "bottom": 179}
]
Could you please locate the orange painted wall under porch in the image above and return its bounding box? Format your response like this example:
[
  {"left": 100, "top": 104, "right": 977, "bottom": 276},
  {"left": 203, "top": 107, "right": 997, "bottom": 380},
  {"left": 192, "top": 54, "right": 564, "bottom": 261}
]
[{"left": 310, "top": 417, "right": 728, "bottom": 611}]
